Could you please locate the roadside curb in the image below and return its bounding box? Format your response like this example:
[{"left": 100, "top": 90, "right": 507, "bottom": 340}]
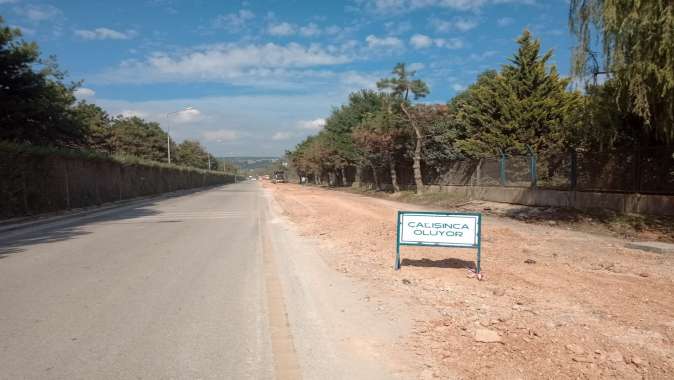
[{"left": 0, "top": 185, "right": 224, "bottom": 235}]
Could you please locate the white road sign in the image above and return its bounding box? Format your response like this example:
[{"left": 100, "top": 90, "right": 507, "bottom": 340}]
[{"left": 398, "top": 212, "right": 479, "bottom": 247}]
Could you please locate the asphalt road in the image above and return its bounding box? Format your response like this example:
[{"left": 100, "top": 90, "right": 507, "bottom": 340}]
[{"left": 0, "top": 182, "right": 278, "bottom": 379}]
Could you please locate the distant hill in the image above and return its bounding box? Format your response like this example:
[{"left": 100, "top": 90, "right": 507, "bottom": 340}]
[{"left": 217, "top": 156, "right": 280, "bottom": 171}]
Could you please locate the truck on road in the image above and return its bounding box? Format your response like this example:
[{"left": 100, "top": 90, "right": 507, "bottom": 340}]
[{"left": 271, "top": 171, "right": 287, "bottom": 184}]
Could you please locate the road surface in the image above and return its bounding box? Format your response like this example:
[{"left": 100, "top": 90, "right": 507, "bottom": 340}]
[
  {"left": 0, "top": 181, "right": 405, "bottom": 380},
  {"left": 0, "top": 182, "right": 282, "bottom": 379}
]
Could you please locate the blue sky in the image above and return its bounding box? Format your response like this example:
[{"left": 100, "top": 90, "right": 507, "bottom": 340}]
[{"left": 1, "top": 0, "right": 573, "bottom": 156}]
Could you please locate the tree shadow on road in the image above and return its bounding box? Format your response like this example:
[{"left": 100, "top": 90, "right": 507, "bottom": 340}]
[{"left": 0, "top": 204, "right": 162, "bottom": 259}]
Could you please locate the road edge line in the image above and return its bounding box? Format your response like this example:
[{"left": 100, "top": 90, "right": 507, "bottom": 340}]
[{"left": 258, "top": 195, "right": 303, "bottom": 380}]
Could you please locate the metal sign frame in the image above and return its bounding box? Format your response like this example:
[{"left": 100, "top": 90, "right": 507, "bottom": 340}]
[{"left": 395, "top": 211, "right": 482, "bottom": 273}]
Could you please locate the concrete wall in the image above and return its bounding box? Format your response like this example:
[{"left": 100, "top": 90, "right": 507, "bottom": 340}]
[{"left": 430, "top": 185, "right": 674, "bottom": 216}]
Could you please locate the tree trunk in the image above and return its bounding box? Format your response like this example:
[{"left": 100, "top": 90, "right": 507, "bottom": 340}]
[
  {"left": 370, "top": 163, "right": 381, "bottom": 191},
  {"left": 340, "top": 166, "right": 349, "bottom": 187},
  {"left": 401, "top": 103, "right": 424, "bottom": 194},
  {"left": 354, "top": 165, "right": 363, "bottom": 187},
  {"left": 389, "top": 155, "right": 400, "bottom": 193}
]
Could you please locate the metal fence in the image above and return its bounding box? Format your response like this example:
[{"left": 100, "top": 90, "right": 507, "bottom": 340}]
[
  {"left": 0, "top": 148, "right": 236, "bottom": 219},
  {"left": 429, "top": 147, "right": 674, "bottom": 195}
]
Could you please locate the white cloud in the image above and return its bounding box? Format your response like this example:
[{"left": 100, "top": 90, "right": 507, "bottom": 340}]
[
  {"left": 173, "top": 108, "right": 202, "bottom": 123},
  {"left": 10, "top": 24, "right": 36, "bottom": 36},
  {"left": 410, "top": 34, "right": 462, "bottom": 49},
  {"left": 267, "top": 21, "right": 325, "bottom": 38},
  {"left": 384, "top": 21, "right": 412, "bottom": 35},
  {"left": 299, "top": 22, "right": 321, "bottom": 37},
  {"left": 93, "top": 42, "right": 352, "bottom": 85},
  {"left": 92, "top": 91, "right": 369, "bottom": 156},
  {"left": 435, "top": 38, "right": 463, "bottom": 49},
  {"left": 268, "top": 22, "right": 296, "bottom": 36},
  {"left": 272, "top": 131, "right": 293, "bottom": 140},
  {"left": 74, "top": 28, "right": 137, "bottom": 40},
  {"left": 497, "top": 17, "right": 514, "bottom": 27},
  {"left": 408, "top": 62, "right": 425, "bottom": 71},
  {"left": 451, "top": 17, "right": 479, "bottom": 32},
  {"left": 469, "top": 50, "right": 499, "bottom": 61},
  {"left": 340, "top": 71, "right": 379, "bottom": 90},
  {"left": 410, "top": 34, "right": 433, "bottom": 49},
  {"left": 296, "top": 118, "right": 326, "bottom": 130},
  {"left": 14, "top": 4, "right": 62, "bottom": 22},
  {"left": 430, "top": 17, "right": 479, "bottom": 33},
  {"left": 429, "top": 18, "right": 452, "bottom": 33},
  {"left": 203, "top": 129, "right": 239, "bottom": 142},
  {"left": 119, "top": 110, "right": 147, "bottom": 119},
  {"left": 452, "top": 83, "right": 466, "bottom": 91},
  {"left": 212, "top": 9, "right": 255, "bottom": 32},
  {"left": 412, "top": 0, "right": 488, "bottom": 11},
  {"left": 325, "top": 25, "right": 343, "bottom": 35},
  {"left": 357, "top": 0, "right": 535, "bottom": 14},
  {"left": 357, "top": 0, "right": 485, "bottom": 14},
  {"left": 74, "top": 87, "right": 96, "bottom": 98},
  {"left": 365, "top": 35, "right": 404, "bottom": 49}
]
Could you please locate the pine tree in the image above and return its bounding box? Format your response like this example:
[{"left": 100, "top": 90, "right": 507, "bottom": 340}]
[
  {"left": 377, "top": 63, "right": 430, "bottom": 193},
  {"left": 0, "top": 18, "right": 85, "bottom": 147}
]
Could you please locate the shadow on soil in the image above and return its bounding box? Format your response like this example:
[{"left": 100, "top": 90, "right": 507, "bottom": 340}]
[
  {"left": 503, "top": 205, "right": 674, "bottom": 242},
  {"left": 401, "top": 257, "right": 475, "bottom": 269}
]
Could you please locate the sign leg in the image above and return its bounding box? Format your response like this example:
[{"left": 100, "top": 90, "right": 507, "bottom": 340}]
[
  {"left": 476, "top": 246, "right": 481, "bottom": 274},
  {"left": 395, "top": 244, "right": 401, "bottom": 270}
]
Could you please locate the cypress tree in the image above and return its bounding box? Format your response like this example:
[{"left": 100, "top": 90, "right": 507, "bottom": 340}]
[{"left": 451, "top": 30, "right": 582, "bottom": 157}]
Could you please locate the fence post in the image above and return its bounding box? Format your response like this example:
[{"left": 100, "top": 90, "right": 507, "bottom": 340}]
[
  {"left": 498, "top": 151, "right": 507, "bottom": 186},
  {"left": 570, "top": 149, "right": 577, "bottom": 190},
  {"left": 95, "top": 163, "right": 101, "bottom": 205},
  {"left": 526, "top": 145, "right": 537, "bottom": 188},
  {"left": 118, "top": 166, "right": 123, "bottom": 201},
  {"left": 475, "top": 159, "right": 482, "bottom": 186},
  {"left": 633, "top": 148, "right": 641, "bottom": 193},
  {"left": 21, "top": 170, "right": 28, "bottom": 215},
  {"left": 64, "top": 160, "right": 71, "bottom": 210}
]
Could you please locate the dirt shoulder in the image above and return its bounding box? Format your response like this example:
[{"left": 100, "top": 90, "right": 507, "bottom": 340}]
[{"left": 265, "top": 181, "right": 674, "bottom": 379}]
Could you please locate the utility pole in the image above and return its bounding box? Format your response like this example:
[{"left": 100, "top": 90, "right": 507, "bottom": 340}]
[
  {"left": 165, "top": 106, "right": 195, "bottom": 165},
  {"left": 166, "top": 121, "right": 171, "bottom": 165}
]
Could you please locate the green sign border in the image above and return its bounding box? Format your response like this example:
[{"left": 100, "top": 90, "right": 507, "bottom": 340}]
[{"left": 395, "top": 211, "right": 482, "bottom": 273}]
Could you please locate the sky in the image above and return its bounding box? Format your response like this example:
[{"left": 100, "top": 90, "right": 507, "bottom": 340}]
[{"left": 1, "top": 0, "right": 574, "bottom": 157}]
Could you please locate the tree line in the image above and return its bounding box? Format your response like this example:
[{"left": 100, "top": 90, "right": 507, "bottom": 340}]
[
  {"left": 0, "top": 17, "right": 222, "bottom": 172},
  {"left": 288, "top": 2, "right": 673, "bottom": 193}
]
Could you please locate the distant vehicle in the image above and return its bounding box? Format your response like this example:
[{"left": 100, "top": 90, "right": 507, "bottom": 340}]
[{"left": 271, "top": 171, "right": 287, "bottom": 184}]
